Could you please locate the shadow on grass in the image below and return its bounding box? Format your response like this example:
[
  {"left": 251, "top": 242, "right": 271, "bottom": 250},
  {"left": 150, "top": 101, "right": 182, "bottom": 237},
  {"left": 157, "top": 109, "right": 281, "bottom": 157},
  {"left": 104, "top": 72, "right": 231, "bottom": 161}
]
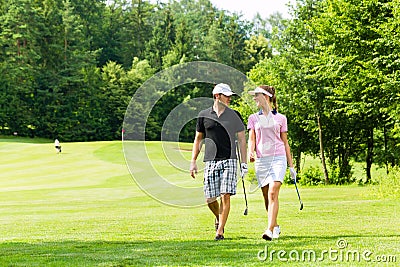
[{"left": 0, "top": 235, "right": 398, "bottom": 266}]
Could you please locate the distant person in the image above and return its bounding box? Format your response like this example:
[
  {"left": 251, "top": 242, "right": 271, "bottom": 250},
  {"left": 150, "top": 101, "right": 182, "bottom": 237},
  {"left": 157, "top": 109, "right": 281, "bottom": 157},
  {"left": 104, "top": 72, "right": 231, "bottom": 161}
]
[
  {"left": 247, "top": 85, "right": 296, "bottom": 241},
  {"left": 190, "top": 83, "right": 247, "bottom": 241},
  {"left": 54, "top": 139, "right": 62, "bottom": 153}
]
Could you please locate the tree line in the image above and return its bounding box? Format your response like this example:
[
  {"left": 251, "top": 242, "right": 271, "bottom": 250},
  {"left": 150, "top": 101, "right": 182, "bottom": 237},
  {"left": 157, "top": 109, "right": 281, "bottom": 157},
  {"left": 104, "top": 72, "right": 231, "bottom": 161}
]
[
  {"left": 235, "top": 0, "right": 400, "bottom": 183},
  {"left": 0, "top": 0, "right": 399, "bottom": 182},
  {"left": 0, "top": 0, "right": 267, "bottom": 140}
]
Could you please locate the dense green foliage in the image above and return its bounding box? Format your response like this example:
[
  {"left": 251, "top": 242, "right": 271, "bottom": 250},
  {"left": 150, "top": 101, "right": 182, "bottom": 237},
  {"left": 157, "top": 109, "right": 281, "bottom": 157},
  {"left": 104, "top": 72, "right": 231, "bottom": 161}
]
[
  {"left": 1, "top": 0, "right": 399, "bottom": 182},
  {"left": 235, "top": 0, "right": 400, "bottom": 183},
  {"left": 0, "top": 0, "right": 264, "bottom": 140}
]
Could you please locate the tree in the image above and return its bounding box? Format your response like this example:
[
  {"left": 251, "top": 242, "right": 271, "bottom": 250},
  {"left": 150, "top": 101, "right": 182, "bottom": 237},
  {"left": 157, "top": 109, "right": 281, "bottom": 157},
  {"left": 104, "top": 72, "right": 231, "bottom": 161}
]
[
  {"left": 0, "top": 0, "right": 43, "bottom": 136},
  {"left": 310, "top": 0, "right": 400, "bottom": 182},
  {"left": 251, "top": 0, "right": 400, "bottom": 183},
  {"left": 118, "top": 0, "right": 154, "bottom": 68},
  {"left": 144, "top": 5, "right": 175, "bottom": 71},
  {"left": 244, "top": 34, "right": 272, "bottom": 67}
]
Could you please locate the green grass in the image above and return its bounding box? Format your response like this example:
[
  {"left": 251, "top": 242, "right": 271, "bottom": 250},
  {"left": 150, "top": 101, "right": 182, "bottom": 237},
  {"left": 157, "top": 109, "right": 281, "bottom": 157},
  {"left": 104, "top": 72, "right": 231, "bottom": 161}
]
[{"left": 0, "top": 138, "right": 399, "bottom": 266}]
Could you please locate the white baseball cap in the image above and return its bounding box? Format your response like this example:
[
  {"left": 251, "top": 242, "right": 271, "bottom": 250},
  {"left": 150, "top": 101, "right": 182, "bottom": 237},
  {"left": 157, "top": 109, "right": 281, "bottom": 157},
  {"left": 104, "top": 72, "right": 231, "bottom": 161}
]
[
  {"left": 248, "top": 87, "right": 273, "bottom": 97},
  {"left": 212, "top": 83, "right": 236, "bottom": 96}
]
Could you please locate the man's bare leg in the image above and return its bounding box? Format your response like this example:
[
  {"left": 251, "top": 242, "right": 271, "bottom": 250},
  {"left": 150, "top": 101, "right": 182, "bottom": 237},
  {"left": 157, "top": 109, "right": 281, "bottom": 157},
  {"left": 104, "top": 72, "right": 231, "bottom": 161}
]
[
  {"left": 207, "top": 198, "right": 219, "bottom": 227},
  {"left": 216, "top": 193, "right": 230, "bottom": 236}
]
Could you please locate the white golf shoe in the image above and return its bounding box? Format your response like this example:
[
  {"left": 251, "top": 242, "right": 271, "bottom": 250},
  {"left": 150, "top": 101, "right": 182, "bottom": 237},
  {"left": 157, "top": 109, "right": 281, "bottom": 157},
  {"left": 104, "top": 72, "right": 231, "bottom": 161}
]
[
  {"left": 262, "top": 229, "right": 273, "bottom": 241},
  {"left": 273, "top": 225, "right": 281, "bottom": 239}
]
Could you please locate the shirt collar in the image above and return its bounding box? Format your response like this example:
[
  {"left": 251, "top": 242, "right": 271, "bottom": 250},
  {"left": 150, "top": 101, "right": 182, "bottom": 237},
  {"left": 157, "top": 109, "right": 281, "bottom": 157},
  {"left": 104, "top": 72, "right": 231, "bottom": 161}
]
[{"left": 259, "top": 109, "right": 277, "bottom": 115}]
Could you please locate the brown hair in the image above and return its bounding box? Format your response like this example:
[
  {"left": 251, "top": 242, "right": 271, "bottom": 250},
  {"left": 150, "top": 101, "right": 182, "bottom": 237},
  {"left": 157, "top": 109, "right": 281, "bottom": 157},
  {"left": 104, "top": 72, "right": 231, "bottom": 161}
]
[{"left": 259, "top": 85, "right": 278, "bottom": 111}]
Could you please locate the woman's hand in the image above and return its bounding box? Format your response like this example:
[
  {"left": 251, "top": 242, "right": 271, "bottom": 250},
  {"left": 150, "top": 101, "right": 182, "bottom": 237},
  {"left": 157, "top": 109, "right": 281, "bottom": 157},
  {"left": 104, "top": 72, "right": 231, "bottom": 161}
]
[{"left": 249, "top": 151, "right": 256, "bottom": 162}]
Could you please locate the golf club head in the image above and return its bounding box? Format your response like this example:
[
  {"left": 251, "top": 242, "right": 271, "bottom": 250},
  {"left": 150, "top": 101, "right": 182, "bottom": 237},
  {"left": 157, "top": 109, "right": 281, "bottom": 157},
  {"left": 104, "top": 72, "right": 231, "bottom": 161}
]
[
  {"left": 244, "top": 208, "right": 248, "bottom": 215},
  {"left": 300, "top": 203, "right": 303, "bottom": 210}
]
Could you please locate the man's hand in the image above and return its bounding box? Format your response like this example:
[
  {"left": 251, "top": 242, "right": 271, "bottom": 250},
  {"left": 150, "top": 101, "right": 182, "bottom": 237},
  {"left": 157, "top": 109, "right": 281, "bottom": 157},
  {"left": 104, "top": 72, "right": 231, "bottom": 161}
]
[
  {"left": 240, "top": 163, "right": 248, "bottom": 177},
  {"left": 289, "top": 167, "right": 297, "bottom": 181},
  {"left": 190, "top": 160, "right": 198, "bottom": 179}
]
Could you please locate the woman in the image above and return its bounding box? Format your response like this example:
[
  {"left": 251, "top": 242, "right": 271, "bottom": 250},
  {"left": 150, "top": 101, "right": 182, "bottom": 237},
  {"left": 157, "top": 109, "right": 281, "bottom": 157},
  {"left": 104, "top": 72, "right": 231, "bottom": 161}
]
[{"left": 247, "top": 85, "right": 296, "bottom": 241}]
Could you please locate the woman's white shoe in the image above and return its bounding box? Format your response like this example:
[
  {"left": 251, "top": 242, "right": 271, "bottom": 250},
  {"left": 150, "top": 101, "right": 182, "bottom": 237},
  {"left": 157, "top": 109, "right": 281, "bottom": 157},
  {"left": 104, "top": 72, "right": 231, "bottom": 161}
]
[
  {"left": 273, "top": 225, "right": 281, "bottom": 239},
  {"left": 262, "top": 229, "right": 273, "bottom": 241}
]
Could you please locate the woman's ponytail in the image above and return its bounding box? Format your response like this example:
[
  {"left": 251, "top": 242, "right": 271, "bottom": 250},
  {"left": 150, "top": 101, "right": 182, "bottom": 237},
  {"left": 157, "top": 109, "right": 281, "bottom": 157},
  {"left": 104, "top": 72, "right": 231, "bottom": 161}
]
[{"left": 259, "top": 85, "right": 278, "bottom": 112}]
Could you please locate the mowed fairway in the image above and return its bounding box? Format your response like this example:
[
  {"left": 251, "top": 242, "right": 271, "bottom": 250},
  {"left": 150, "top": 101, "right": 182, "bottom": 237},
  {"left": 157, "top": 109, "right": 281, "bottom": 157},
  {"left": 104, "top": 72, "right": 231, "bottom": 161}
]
[{"left": 0, "top": 138, "right": 398, "bottom": 266}]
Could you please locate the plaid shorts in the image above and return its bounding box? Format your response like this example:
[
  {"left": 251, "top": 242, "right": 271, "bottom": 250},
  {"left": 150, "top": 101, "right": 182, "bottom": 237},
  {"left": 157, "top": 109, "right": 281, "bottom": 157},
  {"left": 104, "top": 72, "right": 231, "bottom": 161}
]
[{"left": 203, "top": 159, "right": 238, "bottom": 198}]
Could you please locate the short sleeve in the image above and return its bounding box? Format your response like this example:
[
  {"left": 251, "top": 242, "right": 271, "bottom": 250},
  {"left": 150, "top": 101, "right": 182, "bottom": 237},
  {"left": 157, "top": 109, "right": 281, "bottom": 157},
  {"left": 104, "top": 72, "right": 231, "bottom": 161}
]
[
  {"left": 247, "top": 114, "right": 255, "bottom": 130},
  {"left": 233, "top": 110, "right": 245, "bottom": 132},
  {"left": 196, "top": 116, "right": 205, "bottom": 133},
  {"left": 280, "top": 115, "right": 288, "bottom": 132}
]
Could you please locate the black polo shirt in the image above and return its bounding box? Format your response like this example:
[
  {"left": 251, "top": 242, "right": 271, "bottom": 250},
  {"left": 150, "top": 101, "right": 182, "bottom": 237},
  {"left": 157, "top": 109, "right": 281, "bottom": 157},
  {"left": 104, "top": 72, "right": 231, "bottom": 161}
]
[{"left": 196, "top": 106, "right": 245, "bottom": 161}]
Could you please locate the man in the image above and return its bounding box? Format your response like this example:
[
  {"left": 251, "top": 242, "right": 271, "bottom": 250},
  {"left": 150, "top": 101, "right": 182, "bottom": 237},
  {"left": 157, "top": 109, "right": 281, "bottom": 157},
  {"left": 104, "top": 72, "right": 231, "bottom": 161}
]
[
  {"left": 54, "top": 138, "right": 61, "bottom": 153},
  {"left": 190, "top": 83, "right": 247, "bottom": 241}
]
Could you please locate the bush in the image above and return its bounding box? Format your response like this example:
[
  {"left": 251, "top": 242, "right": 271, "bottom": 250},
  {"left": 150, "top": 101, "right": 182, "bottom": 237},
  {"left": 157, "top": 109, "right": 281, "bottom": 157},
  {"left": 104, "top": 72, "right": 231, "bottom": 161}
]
[
  {"left": 328, "top": 163, "right": 355, "bottom": 185},
  {"left": 339, "top": 163, "right": 353, "bottom": 182},
  {"left": 245, "top": 167, "right": 258, "bottom": 185},
  {"left": 375, "top": 167, "right": 400, "bottom": 199},
  {"left": 298, "top": 166, "right": 324, "bottom": 186}
]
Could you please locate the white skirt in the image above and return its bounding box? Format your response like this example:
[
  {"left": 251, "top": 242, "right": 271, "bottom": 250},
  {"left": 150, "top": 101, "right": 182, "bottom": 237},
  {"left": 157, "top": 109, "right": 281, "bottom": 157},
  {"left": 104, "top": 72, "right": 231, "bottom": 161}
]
[{"left": 255, "top": 156, "right": 287, "bottom": 187}]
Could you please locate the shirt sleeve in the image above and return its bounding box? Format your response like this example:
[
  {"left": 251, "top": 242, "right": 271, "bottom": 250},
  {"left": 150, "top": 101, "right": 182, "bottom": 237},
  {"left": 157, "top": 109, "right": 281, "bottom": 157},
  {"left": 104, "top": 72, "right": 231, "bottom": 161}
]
[
  {"left": 233, "top": 110, "right": 245, "bottom": 132},
  {"left": 280, "top": 114, "right": 288, "bottom": 132},
  {"left": 196, "top": 116, "right": 205, "bottom": 133},
  {"left": 247, "top": 114, "right": 255, "bottom": 130}
]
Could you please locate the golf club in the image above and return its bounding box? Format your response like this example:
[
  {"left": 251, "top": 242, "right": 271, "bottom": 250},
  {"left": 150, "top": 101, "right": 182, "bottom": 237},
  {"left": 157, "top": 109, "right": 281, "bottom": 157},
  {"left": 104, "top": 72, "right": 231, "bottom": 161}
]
[
  {"left": 293, "top": 178, "right": 303, "bottom": 210},
  {"left": 235, "top": 140, "right": 248, "bottom": 215}
]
